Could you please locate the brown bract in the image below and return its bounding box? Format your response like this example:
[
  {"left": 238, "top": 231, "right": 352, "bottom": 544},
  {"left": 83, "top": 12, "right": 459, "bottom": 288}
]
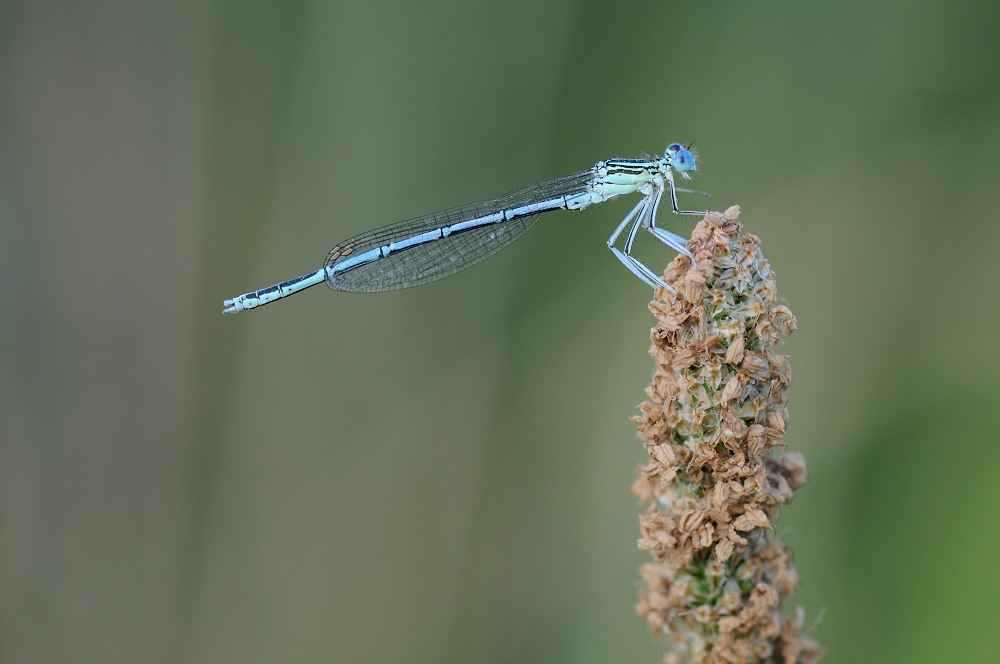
[{"left": 632, "top": 207, "right": 822, "bottom": 663}]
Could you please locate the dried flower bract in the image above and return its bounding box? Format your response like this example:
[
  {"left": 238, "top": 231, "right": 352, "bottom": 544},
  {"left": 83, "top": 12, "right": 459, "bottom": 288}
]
[{"left": 632, "top": 206, "right": 822, "bottom": 663}]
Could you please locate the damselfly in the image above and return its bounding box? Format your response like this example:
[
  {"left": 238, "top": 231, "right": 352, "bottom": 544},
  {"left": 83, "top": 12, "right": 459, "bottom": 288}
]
[{"left": 222, "top": 143, "right": 705, "bottom": 313}]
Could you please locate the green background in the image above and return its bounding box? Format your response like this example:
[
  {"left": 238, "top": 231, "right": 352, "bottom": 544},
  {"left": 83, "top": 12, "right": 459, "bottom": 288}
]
[{"left": 3, "top": 1, "right": 998, "bottom": 662}]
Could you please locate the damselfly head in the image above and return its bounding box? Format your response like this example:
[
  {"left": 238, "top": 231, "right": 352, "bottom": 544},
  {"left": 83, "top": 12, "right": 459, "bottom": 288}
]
[{"left": 665, "top": 142, "right": 697, "bottom": 174}]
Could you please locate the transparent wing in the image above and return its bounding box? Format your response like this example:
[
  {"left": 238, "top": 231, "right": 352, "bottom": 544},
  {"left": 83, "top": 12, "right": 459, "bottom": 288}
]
[{"left": 324, "top": 169, "right": 595, "bottom": 292}]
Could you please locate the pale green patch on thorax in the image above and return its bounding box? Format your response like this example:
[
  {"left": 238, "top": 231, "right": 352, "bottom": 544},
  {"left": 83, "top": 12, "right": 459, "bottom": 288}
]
[{"left": 592, "top": 158, "right": 669, "bottom": 200}]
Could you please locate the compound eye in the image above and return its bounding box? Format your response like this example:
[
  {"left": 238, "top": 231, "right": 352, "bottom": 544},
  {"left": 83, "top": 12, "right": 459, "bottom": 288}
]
[
  {"left": 672, "top": 148, "right": 696, "bottom": 173},
  {"left": 665, "top": 142, "right": 684, "bottom": 157}
]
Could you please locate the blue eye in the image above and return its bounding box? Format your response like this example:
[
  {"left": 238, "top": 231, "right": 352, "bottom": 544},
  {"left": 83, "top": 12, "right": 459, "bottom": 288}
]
[
  {"left": 665, "top": 142, "right": 684, "bottom": 157},
  {"left": 672, "top": 148, "right": 696, "bottom": 173}
]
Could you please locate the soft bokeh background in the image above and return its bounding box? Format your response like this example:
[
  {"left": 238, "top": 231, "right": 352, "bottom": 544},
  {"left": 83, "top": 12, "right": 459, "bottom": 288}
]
[{"left": 2, "top": 1, "right": 998, "bottom": 662}]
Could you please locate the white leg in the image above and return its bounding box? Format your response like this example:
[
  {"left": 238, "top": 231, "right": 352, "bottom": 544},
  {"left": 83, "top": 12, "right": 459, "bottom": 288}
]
[
  {"left": 608, "top": 198, "right": 664, "bottom": 289},
  {"left": 667, "top": 175, "right": 707, "bottom": 216},
  {"left": 674, "top": 186, "right": 711, "bottom": 198},
  {"left": 646, "top": 185, "right": 694, "bottom": 259},
  {"left": 611, "top": 194, "right": 675, "bottom": 292},
  {"left": 607, "top": 198, "right": 646, "bottom": 248}
]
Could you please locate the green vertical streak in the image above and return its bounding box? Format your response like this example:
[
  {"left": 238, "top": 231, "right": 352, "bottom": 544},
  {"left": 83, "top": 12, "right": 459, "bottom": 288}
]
[{"left": 174, "top": 1, "right": 308, "bottom": 659}]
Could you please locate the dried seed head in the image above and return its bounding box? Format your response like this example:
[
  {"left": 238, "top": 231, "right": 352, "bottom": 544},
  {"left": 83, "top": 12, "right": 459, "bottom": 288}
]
[{"left": 632, "top": 207, "right": 822, "bottom": 663}]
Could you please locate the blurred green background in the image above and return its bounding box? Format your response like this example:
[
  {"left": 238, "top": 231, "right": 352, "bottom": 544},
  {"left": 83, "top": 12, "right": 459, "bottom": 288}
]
[{"left": 2, "top": 1, "right": 998, "bottom": 662}]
